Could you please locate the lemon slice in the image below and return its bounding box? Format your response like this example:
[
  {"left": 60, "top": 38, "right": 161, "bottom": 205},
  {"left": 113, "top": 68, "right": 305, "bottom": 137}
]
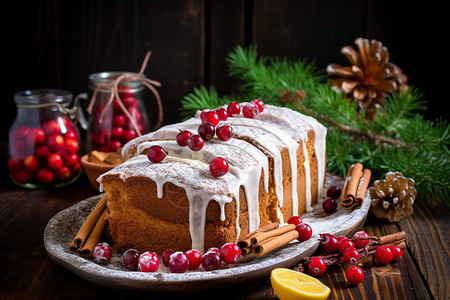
[{"left": 270, "top": 268, "right": 331, "bottom": 300}]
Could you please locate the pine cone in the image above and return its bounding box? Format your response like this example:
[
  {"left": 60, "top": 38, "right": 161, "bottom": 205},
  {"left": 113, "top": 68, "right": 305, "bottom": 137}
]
[
  {"left": 327, "top": 37, "right": 408, "bottom": 119},
  {"left": 369, "top": 172, "right": 416, "bottom": 222}
]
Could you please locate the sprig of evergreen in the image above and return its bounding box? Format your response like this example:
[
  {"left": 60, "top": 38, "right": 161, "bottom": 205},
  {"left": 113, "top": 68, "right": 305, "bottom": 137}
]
[{"left": 180, "top": 45, "right": 450, "bottom": 206}]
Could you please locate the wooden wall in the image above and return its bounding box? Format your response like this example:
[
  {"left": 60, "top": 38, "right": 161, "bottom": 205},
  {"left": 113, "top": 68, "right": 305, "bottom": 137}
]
[{"left": 3, "top": 0, "right": 445, "bottom": 142}]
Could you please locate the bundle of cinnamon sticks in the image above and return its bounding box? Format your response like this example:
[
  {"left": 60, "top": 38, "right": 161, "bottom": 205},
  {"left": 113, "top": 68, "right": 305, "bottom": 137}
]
[
  {"left": 237, "top": 222, "right": 299, "bottom": 257},
  {"left": 68, "top": 195, "right": 108, "bottom": 257},
  {"left": 340, "top": 163, "right": 371, "bottom": 209}
]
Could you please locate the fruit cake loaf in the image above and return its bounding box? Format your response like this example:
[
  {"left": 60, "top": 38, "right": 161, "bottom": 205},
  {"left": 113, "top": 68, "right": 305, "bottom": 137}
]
[{"left": 98, "top": 102, "right": 327, "bottom": 254}]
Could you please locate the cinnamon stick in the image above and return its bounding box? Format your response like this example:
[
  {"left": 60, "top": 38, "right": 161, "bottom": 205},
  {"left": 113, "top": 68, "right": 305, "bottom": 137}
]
[
  {"left": 251, "top": 224, "right": 296, "bottom": 245},
  {"left": 253, "top": 230, "right": 299, "bottom": 256},
  {"left": 78, "top": 208, "right": 108, "bottom": 257},
  {"left": 340, "top": 163, "right": 371, "bottom": 209},
  {"left": 68, "top": 195, "right": 107, "bottom": 253},
  {"left": 237, "top": 222, "right": 279, "bottom": 249}
]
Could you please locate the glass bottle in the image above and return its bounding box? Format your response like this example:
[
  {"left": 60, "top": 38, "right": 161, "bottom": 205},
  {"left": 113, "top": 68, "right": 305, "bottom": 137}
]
[
  {"left": 8, "top": 89, "right": 82, "bottom": 188},
  {"left": 85, "top": 72, "right": 151, "bottom": 152}
]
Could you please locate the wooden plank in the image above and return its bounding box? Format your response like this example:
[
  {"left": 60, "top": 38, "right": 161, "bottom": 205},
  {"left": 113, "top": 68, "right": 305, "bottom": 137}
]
[{"left": 398, "top": 200, "right": 450, "bottom": 299}]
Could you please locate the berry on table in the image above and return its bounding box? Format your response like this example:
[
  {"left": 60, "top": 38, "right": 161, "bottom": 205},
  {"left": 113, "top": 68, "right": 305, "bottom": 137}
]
[
  {"left": 147, "top": 145, "right": 166, "bottom": 163},
  {"left": 198, "top": 122, "right": 216, "bottom": 141},
  {"left": 352, "top": 231, "right": 370, "bottom": 249},
  {"left": 216, "top": 123, "right": 233, "bottom": 141},
  {"left": 374, "top": 246, "right": 393, "bottom": 264},
  {"left": 295, "top": 223, "right": 313, "bottom": 242},
  {"left": 92, "top": 242, "right": 113, "bottom": 264},
  {"left": 138, "top": 251, "right": 160, "bottom": 272},
  {"left": 338, "top": 238, "right": 355, "bottom": 255},
  {"left": 308, "top": 257, "right": 326, "bottom": 276},
  {"left": 187, "top": 134, "right": 204, "bottom": 151},
  {"left": 346, "top": 266, "right": 365, "bottom": 284},
  {"left": 121, "top": 249, "right": 140, "bottom": 271},
  {"left": 209, "top": 157, "right": 229, "bottom": 177},
  {"left": 176, "top": 130, "right": 192, "bottom": 146},
  {"left": 343, "top": 248, "right": 360, "bottom": 264},
  {"left": 219, "top": 243, "right": 241, "bottom": 264},
  {"left": 287, "top": 216, "right": 302, "bottom": 226},
  {"left": 319, "top": 233, "right": 339, "bottom": 253},
  {"left": 167, "top": 251, "right": 189, "bottom": 273},
  {"left": 322, "top": 198, "right": 337, "bottom": 213},
  {"left": 390, "top": 246, "right": 403, "bottom": 262},
  {"left": 185, "top": 249, "right": 202, "bottom": 270}
]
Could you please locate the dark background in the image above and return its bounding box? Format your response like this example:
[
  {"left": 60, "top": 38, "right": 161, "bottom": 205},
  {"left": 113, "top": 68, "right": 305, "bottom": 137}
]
[{"left": 4, "top": 0, "right": 446, "bottom": 143}]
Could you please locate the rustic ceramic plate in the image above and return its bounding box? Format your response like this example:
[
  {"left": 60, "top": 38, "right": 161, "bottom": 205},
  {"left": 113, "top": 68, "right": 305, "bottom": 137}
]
[{"left": 44, "top": 174, "right": 370, "bottom": 292}]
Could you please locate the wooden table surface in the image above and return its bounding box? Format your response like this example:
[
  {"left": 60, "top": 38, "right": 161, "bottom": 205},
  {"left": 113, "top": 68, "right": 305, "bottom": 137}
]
[{"left": 0, "top": 143, "right": 448, "bottom": 299}]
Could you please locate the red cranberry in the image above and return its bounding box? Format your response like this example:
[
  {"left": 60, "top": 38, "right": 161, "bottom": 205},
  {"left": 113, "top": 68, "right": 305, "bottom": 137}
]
[
  {"left": 138, "top": 251, "right": 160, "bottom": 272},
  {"left": 187, "top": 134, "right": 204, "bottom": 151},
  {"left": 23, "top": 155, "right": 40, "bottom": 172},
  {"left": 201, "top": 110, "right": 220, "bottom": 127},
  {"left": 390, "top": 246, "right": 403, "bottom": 262},
  {"left": 27, "top": 128, "right": 46, "bottom": 146},
  {"left": 92, "top": 242, "right": 113, "bottom": 264},
  {"left": 36, "top": 168, "right": 54, "bottom": 184},
  {"left": 121, "top": 249, "right": 140, "bottom": 271},
  {"left": 322, "top": 198, "right": 337, "bottom": 213},
  {"left": 167, "top": 251, "right": 189, "bottom": 273},
  {"left": 161, "top": 250, "right": 175, "bottom": 267},
  {"left": 287, "top": 216, "right": 302, "bottom": 226},
  {"left": 346, "top": 266, "right": 364, "bottom": 284},
  {"left": 42, "top": 120, "right": 60, "bottom": 135},
  {"left": 374, "top": 246, "right": 393, "bottom": 264},
  {"left": 185, "top": 249, "right": 202, "bottom": 270},
  {"left": 13, "top": 169, "right": 34, "bottom": 184},
  {"left": 109, "top": 139, "right": 122, "bottom": 152},
  {"left": 219, "top": 243, "right": 241, "bottom": 264},
  {"left": 202, "top": 251, "right": 221, "bottom": 271},
  {"left": 176, "top": 130, "right": 192, "bottom": 146},
  {"left": 35, "top": 145, "right": 52, "bottom": 159},
  {"left": 227, "top": 101, "right": 241, "bottom": 116},
  {"left": 327, "top": 185, "right": 342, "bottom": 199},
  {"left": 205, "top": 247, "right": 219, "bottom": 254},
  {"left": 123, "top": 129, "right": 138, "bottom": 142},
  {"left": 198, "top": 122, "right": 216, "bottom": 141},
  {"left": 215, "top": 107, "right": 229, "bottom": 121},
  {"left": 111, "top": 126, "right": 124, "bottom": 138},
  {"left": 46, "top": 134, "right": 65, "bottom": 151},
  {"left": 64, "top": 153, "right": 79, "bottom": 167},
  {"left": 47, "top": 153, "right": 63, "bottom": 171},
  {"left": 352, "top": 231, "right": 370, "bottom": 249},
  {"left": 338, "top": 238, "right": 355, "bottom": 255},
  {"left": 319, "top": 233, "right": 339, "bottom": 253},
  {"left": 113, "top": 115, "right": 126, "bottom": 126},
  {"left": 242, "top": 103, "right": 259, "bottom": 119},
  {"left": 8, "top": 157, "right": 23, "bottom": 173},
  {"left": 55, "top": 166, "right": 71, "bottom": 181},
  {"left": 147, "top": 145, "right": 166, "bottom": 163},
  {"left": 308, "top": 257, "right": 326, "bottom": 276},
  {"left": 209, "top": 157, "right": 229, "bottom": 177},
  {"left": 251, "top": 99, "right": 265, "bottom": 113},
  {"left": 65, "top": 139, "right": 79, "bottom": 153},
  {"left": 216, "top": 124, "right": 233, "bottom": 141},
  {"left": 343, "top": 248, "right": 360, "bottom": 264},
  {"left": 295, "top": 223, "right": 312, "bottom": 242}
]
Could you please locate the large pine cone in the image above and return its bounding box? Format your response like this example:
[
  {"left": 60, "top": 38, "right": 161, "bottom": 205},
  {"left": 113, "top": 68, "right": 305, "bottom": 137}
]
[
  {"left": 369, "top": 172, "right": 416, "bottom": 222},
  {"left": 327, "top": 37, "right": 408, "bottom": 119}
]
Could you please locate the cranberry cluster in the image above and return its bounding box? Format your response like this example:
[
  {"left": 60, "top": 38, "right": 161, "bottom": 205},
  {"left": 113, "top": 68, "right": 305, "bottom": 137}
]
[
  {"left": 298, "top": 230, "right": 404, "bottom": 284},
  {"left": 90, "top": 92, "right": 147, "bottom": 152},
  {"left": 92, "top": 242, "right": 242, "bottom": 273},
  {"left": 8, "top": 117, "right": 81, "bottom": 185},
  {"left": 287, "top": 215, "right": 313, "bottom": 242},
  {"left": 322, "top": 185, "right": 342, "bottom": 213},
  {"left": 147, "top": 100, "right": 265, "bottom": 178}
]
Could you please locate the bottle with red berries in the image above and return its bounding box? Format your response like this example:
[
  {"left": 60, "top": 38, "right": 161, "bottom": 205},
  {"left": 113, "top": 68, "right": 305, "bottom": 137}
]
[
  {"left": 85, "top": 72, "right": 157, "bottom": 153},
  {"left": 8, "top": 89, "right": 82, "bottom": 188}
]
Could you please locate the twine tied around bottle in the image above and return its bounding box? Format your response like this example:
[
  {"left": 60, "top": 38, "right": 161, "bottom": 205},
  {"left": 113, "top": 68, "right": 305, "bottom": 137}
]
[{"left": 86, "top": 50, "right": 163, "bottom": 136}]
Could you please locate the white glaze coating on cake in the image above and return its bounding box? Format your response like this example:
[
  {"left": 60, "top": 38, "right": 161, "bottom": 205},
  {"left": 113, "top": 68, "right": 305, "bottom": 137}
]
[{"left": 103, "top": 103, "right": 327, "bottom": 253}]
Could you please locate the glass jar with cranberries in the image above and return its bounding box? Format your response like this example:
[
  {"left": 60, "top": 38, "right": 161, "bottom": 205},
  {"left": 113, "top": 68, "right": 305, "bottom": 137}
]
[
  {"left": 86, "top": 72, "right": 152, "bottom": 153},
  {"left": 8, "top": 89, "right": 82, "bottom": 188}
]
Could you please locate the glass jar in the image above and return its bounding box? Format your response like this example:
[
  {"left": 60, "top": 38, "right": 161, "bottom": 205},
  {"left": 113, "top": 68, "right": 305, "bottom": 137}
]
[
  {"left": 85, "top": 72, "right": 152, "bottom": 152},
  {"left": 8, "top": 89, "right": 82, "bottom": 188}
]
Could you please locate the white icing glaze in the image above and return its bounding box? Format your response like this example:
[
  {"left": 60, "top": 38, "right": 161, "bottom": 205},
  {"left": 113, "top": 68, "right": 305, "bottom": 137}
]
[{"left": 102, "top": 103, "right": 327, "bottom": 253}]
